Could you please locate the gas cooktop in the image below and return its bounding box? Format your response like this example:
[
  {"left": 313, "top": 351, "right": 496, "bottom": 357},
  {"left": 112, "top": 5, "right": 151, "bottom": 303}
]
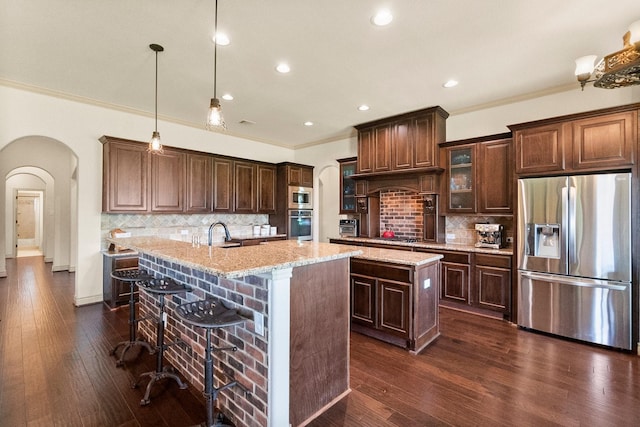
[{"left": 373, "top": 237, "right": 422, "bottom": 244}]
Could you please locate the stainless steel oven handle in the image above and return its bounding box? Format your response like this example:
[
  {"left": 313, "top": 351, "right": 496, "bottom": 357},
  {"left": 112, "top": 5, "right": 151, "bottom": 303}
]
[{"left": 520, "top": 271, "right": 627, "bottom": 291}]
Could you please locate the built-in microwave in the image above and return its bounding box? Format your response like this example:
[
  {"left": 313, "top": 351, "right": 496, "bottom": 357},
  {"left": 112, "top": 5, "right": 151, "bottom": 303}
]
[{"left": 288, "top": 186, "right": 313, "bottom": 210}]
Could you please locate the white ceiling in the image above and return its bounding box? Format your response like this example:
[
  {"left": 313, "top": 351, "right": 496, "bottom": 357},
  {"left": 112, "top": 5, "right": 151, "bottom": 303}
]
[{"left": 2, "top": 1, "right": 639, "bottom": 148}]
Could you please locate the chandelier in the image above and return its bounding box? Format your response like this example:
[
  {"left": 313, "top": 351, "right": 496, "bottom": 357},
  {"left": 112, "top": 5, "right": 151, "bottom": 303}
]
[{"left": 575, "top": 20, "right": 640, "bottom": 90}]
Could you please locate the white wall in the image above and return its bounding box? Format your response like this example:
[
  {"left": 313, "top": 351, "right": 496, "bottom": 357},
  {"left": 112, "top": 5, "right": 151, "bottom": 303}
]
[{"left": 0, "top": 84, "right": 294, "bottom": 306}]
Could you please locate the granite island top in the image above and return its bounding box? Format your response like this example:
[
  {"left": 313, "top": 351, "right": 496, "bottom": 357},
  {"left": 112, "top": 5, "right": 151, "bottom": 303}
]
[
  {"left": 332, "top": 236, "right": 513, "bottom": 256},
  {"left": 106, "top": 236, "right": 363, "bottom": 279},
  {"left": 354, "top": 247, "right": 443, "bottom": 266}
]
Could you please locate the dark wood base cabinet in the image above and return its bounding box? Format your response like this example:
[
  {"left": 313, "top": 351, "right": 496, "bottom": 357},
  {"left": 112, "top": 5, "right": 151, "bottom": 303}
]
[
  {"left": 350, "top": 258, "right": 440, "bottom": 354},
  {"left": 102, "top": 252, "right": 139, "bottom": 309}
]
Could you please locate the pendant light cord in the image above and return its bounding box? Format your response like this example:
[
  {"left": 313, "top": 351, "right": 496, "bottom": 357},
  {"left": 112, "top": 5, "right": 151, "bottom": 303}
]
[
  {"left": 154, "top": 48, "right": 159, "bottom": 132},
  {"left": 213, "top": 0, "right": 218, "bottom": 99}
]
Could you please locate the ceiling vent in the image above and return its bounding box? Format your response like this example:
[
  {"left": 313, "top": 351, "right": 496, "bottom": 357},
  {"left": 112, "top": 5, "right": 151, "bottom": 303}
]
[{"left": 239, "top": 119, "right": 256, "bottom": 125}]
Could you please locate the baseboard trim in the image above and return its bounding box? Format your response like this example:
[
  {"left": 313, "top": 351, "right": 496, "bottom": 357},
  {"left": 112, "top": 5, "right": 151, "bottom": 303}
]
[
  {"left": 0, "top": 269, "right": 6, "bottom": 278},
  {"left": 51, "top": 264, "right": 69, "bottom": 272},
  {"left": 44, "top": 257, "right": 53, "bottom": 263},
  {"left": 74, "top": 294, "right": 103, "bottom": 307}
]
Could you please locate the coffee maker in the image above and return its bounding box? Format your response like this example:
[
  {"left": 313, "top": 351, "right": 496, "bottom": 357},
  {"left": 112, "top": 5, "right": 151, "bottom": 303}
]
[{"left": 475, "top": 223, "right": 504, "bottom": 249}]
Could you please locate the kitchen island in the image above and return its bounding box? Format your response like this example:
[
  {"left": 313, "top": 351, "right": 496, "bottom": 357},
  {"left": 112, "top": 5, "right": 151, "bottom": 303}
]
[
  {"left": 350, "top": 247, "right": 443, "bottom": 353},
  {"left": 106, "top": 236, "right": 362, "bottom": 427}
]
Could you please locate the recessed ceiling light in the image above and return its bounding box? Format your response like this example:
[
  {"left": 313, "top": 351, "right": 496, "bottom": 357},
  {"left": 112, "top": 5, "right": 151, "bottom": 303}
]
[
  {"left": 304, "top": 121, "right": 314, "bottom": 126},
  {"left": 371, "top": 9, "right": 393, "bottom": 26},
  {"left": 358, "top": 105, "right": 370, "bottom": 111},
  {"left": 276, "top": 63, "right": 291, "bottom": 73},
  {"left": 222, "top": 94, "right": 233, "bottom": 101},
  {"left": 213, "top": 32, "right": 230, "bottom": 46},
  {"left": 443, "top": 80, "right": 459, "bottom": 88}
]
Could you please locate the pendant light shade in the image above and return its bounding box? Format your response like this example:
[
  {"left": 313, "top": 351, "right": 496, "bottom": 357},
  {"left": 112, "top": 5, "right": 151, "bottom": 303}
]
[
  {"left": 149, "top": 43, "right": 164, "bottom": 153},
  {"left": 206, "top": 0, "right": 227, "bottom": 130}
]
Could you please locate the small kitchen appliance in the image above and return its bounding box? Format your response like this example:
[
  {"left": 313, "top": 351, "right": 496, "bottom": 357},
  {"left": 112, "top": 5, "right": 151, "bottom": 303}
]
[
  {"left": 474, "top": 223, "right": 504, "bottom": 249},
  {"left": 339, "top": 219, "right": 359, "bottom": 237}
]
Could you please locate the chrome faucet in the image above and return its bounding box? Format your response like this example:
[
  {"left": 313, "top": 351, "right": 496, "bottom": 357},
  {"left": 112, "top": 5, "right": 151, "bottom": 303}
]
[{"left": 208, "top": 222, "right": 232, "bottom": 246}]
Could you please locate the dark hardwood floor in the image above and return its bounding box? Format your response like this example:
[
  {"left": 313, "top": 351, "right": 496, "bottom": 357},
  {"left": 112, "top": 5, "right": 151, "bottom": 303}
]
[{"left": 2, "top": 256, "right": 640, "bottom": 426}]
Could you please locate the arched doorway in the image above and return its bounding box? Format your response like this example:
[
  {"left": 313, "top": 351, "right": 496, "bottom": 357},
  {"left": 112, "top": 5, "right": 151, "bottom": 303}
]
[{"left": 0, "top": 136, "right": 78, "bottom": 275}]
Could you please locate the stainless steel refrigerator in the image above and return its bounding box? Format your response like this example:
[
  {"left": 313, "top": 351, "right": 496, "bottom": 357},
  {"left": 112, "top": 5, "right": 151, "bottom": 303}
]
[{"left": 517, "top": 173, "right": 632, "bottom": 350}]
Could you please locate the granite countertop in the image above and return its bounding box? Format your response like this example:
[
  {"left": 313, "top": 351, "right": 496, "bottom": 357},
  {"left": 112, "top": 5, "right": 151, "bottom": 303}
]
[
  {"left": 102, "top": 249, "right": 138, "bottom": 258},
  {"left": 332, "top": 236, "right": 513, "bottom": 256},
  {"left": 353, "top": 247, "right": 443, "bottom": 266},
  {"left": 106, "top": 236, "right": 362, "bottom": 279}
]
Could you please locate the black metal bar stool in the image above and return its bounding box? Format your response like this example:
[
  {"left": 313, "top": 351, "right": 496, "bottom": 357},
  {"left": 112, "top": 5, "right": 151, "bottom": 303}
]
[
  {"left": 133, "top": 277, "right": 192, "bottom": 406},
  {"left": 110, "top": 268, "right": 155, "bottom": 367},
  {"left": 175, "top": 299, "right": 249, "bottom": 427}
]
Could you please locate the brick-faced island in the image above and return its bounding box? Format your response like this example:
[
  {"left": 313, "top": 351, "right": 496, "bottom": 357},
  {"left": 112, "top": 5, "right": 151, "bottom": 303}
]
[{"left": 106, "top": 236, "right": 362, "bottom": 427}]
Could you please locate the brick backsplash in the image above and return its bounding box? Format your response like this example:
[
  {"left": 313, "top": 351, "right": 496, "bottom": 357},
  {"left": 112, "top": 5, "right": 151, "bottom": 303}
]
[
  {"left": 377, "top": 191, "right": 512, "bottom": 245},
  {"left": 379, "top": 191, "right": 424, "bottom": 239},
  {"left": 137, "top": 254, "right": 269, "bottom": 427}
]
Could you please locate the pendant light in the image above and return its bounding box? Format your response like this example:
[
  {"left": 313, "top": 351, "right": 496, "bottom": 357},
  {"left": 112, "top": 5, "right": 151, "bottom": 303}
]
[
  {"left": 206, "top": 0, "right": 226, "bottom": 130},
  {"left": 149, "top": 43, "right": 164, "bottom": 153}
]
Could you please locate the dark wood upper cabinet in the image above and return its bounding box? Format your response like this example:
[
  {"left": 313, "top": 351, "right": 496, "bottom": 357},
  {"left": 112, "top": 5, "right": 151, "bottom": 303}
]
[
  {"left": 442, "top": 133, "right": 513, "bottom": 215},
  {"left": 571, "top": 111, "right": 635, "bottom": 170},
  {"left": 233, "top": 161, "right": 256, "bottom": 213},
  {"left": 150, "top": 148, "right": 186, "bottom": 212},
  {"left": 355, "top": 106, "right": 448, "bottom": 175},
  {"left": 101, "top": 137, "right": 149, "bottom": 212},
  {"left": 185, "top": 153, "right": 211, "bottom": 213},
  {"left": 338, "top": 158, "right": 357, "bottom": 214},
  {"left": 513, "top": 123, "right": 566, "bottom": 175},
  {"left": 257, "top": 164, "right": 277, "bottom": 214},
  {"left": 285, "top": 163, "right": 314, "bottom": 187},
  {"left": 510, "top": 104, "right": 638, "bottom": 176},
  {"left": 212, "top": 157, "right": 233, "bottom": 212},
  {"left": 478, "top": 138, "right": 513, "bottom": 214}
]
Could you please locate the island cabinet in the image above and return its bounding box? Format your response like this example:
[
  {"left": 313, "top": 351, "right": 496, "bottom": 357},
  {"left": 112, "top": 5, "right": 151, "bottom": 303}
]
[
  {"left": 442, "top": 133, "right": 513, "bottom": 214},
  {"left": 102, "top": 251, "right": 138, "bottom": 309},
  {"left": 350, "top": 255, "right": 440, "bottom": 354},
  {"left": 510, "top": 104, "right": 638, "bottom": 176},
  {"left": 355, "top": 106, "right": 448, "bottom": 175}
]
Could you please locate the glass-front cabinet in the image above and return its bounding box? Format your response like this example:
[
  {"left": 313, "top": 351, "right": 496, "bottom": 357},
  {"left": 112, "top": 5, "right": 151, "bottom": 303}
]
[
  {"left": 446, "top": 145, "right": 475, "bottom": 212},
  {"left": 338, "top": 157, "right": 357, "bottom": 213}
]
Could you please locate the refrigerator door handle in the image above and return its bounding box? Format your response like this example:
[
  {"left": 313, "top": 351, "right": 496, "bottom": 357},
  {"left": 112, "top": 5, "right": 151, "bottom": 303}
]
[
  {"left": 519, "top": 271, "right": 628, "bottom": 291},
  {"left": 568, "top": 184, "right": 577, "bottom": 265}
]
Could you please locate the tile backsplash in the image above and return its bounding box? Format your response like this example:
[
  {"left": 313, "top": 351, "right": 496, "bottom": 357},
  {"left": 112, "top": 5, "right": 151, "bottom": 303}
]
[
  {"left": 445, "top": 216, "right": 513, "bottom": 246},
  {"left": 101, "top": 213, "right": 270, "bottom": 249}
]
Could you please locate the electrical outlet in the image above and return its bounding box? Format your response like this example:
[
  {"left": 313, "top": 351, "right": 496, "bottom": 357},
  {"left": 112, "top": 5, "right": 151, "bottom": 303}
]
[
  {"left": 423, "top": 278, "right": 431, "bottom": 289},
  {"left": 180, "top": 229, "right": 189, "bottom": 235},
  {"left": 506, "top": 237, "right": 514, "bottom": 243},
  {"left": 254, "top": 311, "right": 264, "bottom": 336}
]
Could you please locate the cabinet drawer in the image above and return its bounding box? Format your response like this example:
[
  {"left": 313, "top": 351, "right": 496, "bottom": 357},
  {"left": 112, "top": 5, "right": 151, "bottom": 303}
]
[
  {"left": 474, "top": 253, "right": 511, "bottom": 268},
  {"left": 439, "top": 251, "right": 470, "bottom": 264},
  {"left": 114, "top": 256, "right": 138, "bottom": 269},
  {"left": 351, "top": 260, "right": 412, "bottom": 283}
]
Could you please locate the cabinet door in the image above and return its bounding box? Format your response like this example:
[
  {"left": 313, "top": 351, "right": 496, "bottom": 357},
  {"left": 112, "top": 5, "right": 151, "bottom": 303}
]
[
  {"left": 474, "top": 265, "right": 510, "bottom": 313},
  {"left": 234, "top": 161, "right": 256, "bottom": 213},
  {"left": 571, "top": 111, "right": 636, "bottom": 170},
  {"left": 478, "top": 138, "right": 512, "bottom": 214},
  {"left": 446, "top": 145, "right": 476, "bottom": 213},
  {"left": 257, "top": 164, "right": 276, "bottom": 214},
  {"left": 339, "top": 160, "right": 357, "bottom": 213},
  {"left": 373, "top": 126, "right": 392, "bottom": 172},
  {"left": 213, "top": 157, "right": 233, "bottom": 212},
  {"left": 378, "top": 280, "right": 411, "bottom": 338},
  {"left": 185, "top": 154, "right": 212, "bottom": 213},
  {"left": 351, "top": 275, "right": 376, "bottom": 327},
  {"left": 300, "top": 166, "right": 314, "bottom": 187},
  {"left": 441, "top": 262, "right": 470, "bottom": 304},
  {"left": 287, "top": 166, "right": 302, "bottom": 186},
  {"left": 514, "top": 123, "right": 566, "bottom": 174},
  {"left": 393, "top": 119, "right": 412, "bottom": 170},
  {"left": 412, "top": 114, "right": 437, "bottom": 168},
  {"left": 150, "top": 148, "right": 185, "bottom": 212},
  {"left": 357, "top": 128, "right": 374, "bottom": 173},
  {"left": 104, "top": 140, "right": 149, "bottom": 212}
]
